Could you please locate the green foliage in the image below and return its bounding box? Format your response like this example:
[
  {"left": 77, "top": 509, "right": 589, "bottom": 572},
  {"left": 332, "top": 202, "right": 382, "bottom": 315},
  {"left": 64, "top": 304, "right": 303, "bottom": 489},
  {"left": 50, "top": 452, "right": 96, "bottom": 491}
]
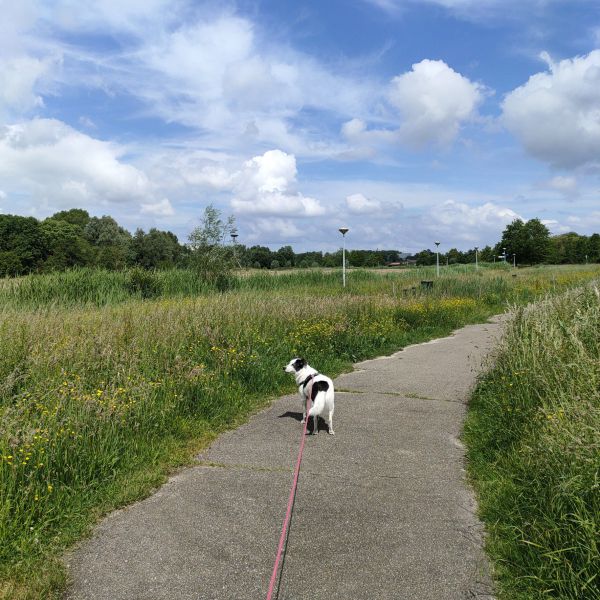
[
  {"left": 0, "top": 251, "right": 23, "bottom": 277},
  {"left": 130, "top": 228, "right": 182, "bottom": 269},
  {"left": 126, "top": 268, "right": 163, "bottom": 298},
  {"left": 0, "top": 214, "right": 48, "bottom": 274},
  {"left": 84, "top": 216, "right": 132, "bottom": 270},
  {"left": 188, "top": 205, "right": 236, "bottom": 284},
  {"left": 549, "top": 231, "right": 600, "bottom": 264},
  {"left": 499, "top": 218, "right": 551, "bottom": 265},
  {"left": 41, "top": 219, "right": 93, "bottom": 271},
  {"left": 50, "top": 209, "right": 91, "bottom": 231},
  {"left": 464, "top": 283, "right": 600, "bottom": 599}
]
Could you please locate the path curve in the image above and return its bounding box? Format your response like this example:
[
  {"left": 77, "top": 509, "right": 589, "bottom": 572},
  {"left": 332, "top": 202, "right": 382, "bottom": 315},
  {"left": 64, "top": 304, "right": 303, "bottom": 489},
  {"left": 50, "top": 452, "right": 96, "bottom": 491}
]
[{"left": 64, "top": 316, "right": 504, "bottom": 600}]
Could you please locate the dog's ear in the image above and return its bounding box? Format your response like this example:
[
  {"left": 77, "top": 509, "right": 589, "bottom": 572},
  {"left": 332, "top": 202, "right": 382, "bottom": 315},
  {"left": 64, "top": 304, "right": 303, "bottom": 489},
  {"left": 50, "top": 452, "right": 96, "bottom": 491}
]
[{"left": 293, "top": 358, "right": 306, "bottom": 371}]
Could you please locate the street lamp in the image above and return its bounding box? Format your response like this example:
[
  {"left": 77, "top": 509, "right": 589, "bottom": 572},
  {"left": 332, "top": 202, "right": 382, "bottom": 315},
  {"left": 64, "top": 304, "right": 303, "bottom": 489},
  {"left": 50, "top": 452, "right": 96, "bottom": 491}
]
[
  {"left": 503, "top": 247, "right": 507, "bottom": 263},
  {"left": 339, "top": 227, "right": 349, "bottom": 287},
  {"left": 474, "top": 246, "right": 479, "bottom": 271},
  {"left": 434, "top": 241, "right": 440, "bottom": 277},
  {"left": 231, "top": 230, "right": 239, "bottom": 268},
  {"left": 513, "top": 253, "right": 516, "bottom": 268}
]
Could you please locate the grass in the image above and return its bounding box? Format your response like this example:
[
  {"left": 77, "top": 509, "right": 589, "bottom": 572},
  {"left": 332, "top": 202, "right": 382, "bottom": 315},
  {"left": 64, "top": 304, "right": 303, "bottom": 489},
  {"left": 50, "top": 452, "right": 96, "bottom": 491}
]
[
  {"left": 0, "top": 264, "right": 599, "bottom": 599},
  {"left": 464, "top": 281, "right": 600, "bottom": 599}
]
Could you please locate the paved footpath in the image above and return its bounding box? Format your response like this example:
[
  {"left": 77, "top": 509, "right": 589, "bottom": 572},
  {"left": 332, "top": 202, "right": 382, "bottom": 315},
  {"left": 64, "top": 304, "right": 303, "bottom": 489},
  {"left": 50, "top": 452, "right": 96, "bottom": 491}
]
[{"left": 64, "top": 317, "right": 505, "bottom": 600}]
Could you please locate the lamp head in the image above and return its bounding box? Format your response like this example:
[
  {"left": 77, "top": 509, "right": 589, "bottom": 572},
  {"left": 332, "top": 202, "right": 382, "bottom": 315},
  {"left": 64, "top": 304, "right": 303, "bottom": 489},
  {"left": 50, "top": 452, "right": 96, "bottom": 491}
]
[{"left": 339, "top": 227, "right": 349, "bottom": 236}]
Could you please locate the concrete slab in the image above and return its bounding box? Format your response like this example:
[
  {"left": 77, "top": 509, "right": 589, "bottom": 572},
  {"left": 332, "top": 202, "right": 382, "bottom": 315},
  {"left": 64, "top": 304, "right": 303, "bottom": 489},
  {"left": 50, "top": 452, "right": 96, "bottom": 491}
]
[{"left": 64, "top": 316, "right": 504, "bottom": 600}]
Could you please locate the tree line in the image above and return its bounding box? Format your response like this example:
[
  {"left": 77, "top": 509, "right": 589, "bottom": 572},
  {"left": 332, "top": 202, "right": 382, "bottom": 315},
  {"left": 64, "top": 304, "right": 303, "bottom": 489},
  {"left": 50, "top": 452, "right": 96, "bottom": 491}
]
[{"left": 0, "top": 209, "right": 598, "bottom": 278}]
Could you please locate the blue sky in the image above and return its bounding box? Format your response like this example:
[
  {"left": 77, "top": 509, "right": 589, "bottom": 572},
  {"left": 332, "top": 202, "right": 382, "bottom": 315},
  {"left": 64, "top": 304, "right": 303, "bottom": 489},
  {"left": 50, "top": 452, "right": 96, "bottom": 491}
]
[{"left": 1, "top": 0, "right": 600, "bottom": 252}]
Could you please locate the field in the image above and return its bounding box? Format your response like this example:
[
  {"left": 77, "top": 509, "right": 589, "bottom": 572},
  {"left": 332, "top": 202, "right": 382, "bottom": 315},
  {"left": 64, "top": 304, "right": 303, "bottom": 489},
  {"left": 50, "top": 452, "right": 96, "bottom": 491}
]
[{"left": 0, "top": 263, "right": 598, "bottom": 599}]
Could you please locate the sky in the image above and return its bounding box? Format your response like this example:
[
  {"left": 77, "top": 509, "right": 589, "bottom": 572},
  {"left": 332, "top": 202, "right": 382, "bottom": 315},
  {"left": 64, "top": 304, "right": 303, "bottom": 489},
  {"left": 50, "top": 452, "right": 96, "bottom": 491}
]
[{"left": 1, "top": 0, "right": 600, "bottom": 253}]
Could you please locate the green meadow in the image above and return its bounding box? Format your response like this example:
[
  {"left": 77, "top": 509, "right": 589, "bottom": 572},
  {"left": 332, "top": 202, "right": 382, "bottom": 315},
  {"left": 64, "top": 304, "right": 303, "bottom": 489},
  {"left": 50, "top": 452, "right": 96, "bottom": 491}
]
[{"left": 0, "top": 264, "right": 598, "bottom": 599}]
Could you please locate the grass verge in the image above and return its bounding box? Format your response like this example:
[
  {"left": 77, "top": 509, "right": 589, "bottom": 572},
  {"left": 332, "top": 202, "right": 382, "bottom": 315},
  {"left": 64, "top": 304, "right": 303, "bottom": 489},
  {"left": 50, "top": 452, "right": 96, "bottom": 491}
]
[{"left": 464, "top": 282, "right": 600, "bottom": 600}]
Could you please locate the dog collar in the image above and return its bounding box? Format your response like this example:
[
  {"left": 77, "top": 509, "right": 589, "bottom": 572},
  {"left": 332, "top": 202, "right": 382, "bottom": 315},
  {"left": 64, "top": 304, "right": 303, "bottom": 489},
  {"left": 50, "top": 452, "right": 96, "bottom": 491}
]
[{"left": 301, "top": 373, "right": 318, "bottom": 389}]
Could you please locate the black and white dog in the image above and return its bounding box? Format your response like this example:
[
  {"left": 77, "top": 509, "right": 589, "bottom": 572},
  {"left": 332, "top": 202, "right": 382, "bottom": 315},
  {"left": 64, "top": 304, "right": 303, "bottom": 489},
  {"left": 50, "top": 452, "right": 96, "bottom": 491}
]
[{"left": 284, "top": 358, "right": 335, "bottom": 435}]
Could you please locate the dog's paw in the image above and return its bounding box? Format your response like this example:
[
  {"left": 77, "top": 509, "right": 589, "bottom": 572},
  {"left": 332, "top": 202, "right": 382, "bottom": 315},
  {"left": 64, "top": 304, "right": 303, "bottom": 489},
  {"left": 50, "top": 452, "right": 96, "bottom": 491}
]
[
  {"left": 328, "top": 429, "right": 335, "bottom": 435},
  {"left": 300, "top": 418, "right": 306, "bottom": 424}
]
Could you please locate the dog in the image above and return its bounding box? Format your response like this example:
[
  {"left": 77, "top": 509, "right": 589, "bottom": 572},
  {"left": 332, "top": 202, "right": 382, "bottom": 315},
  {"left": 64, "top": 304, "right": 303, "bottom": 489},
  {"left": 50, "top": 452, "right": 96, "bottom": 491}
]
[{"left": 284, "top": 358, "right": 335, "bottom": 435}]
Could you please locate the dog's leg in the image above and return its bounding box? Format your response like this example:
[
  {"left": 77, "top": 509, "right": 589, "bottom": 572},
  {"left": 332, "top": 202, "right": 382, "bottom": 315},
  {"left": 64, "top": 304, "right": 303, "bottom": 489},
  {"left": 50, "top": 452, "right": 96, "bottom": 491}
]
[
  {"left": 301, "top": 394, "right": 306, "bottom": 424},
  {"left": 327, "top": 409, "right": 335, "bottom": 435},
  {"left": 313, "top": 413, "right": 318, "bottom": 435}
]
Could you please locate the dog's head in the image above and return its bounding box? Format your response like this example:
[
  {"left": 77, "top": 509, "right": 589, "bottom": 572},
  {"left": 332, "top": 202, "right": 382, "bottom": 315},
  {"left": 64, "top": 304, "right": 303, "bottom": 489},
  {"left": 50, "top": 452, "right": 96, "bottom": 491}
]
[{"left": 284, "top": 358, "right": 306, "bottom": 373}]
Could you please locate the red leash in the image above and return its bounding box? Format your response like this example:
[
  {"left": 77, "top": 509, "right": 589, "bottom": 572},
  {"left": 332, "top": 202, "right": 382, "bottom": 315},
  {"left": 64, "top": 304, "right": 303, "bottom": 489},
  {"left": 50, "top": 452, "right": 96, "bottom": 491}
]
[{"left": 265, "top": 392, "right": 311, "bottom": 599}]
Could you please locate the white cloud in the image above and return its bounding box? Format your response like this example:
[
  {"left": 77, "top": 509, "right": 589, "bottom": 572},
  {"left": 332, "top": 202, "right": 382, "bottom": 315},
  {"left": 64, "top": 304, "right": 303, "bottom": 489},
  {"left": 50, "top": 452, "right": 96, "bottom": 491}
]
[
  {"left": 230, "top": 150, "right": 326, "bottom": 217},
  {"left": 0, "top": 57, "right": 48, "bottom": 115},
  {"left": 346, "top": 193, "right": 382, "bottom": 214},
  {"left": 88, "top": 13, "right": 376, "bottom": 155},
  {"left": 421, "top": 200, "right": 521, "bottom": 245},
  {"left": 503, "top": 50, "right": 600, "bottom": 169},
  {"left": 0, "top": 118, "right": 155, "bottom": 208},
  {"left": 364, "top": 0, "right": 561, "bottom": 20},
  {"left": 141, "top": 198, "right": 174, "bottom": 216},
  {"left": 0, "top": 1, "right": 61, "bottom": 122},
  {"left": 389, "top": 59, "right": 484, "bottom": 147},
  {"left": 546, "top": 175, "right": 578, "bottom": 195},
  {"left": 245, "top": 218, "right": 304, "bottom": 243}
]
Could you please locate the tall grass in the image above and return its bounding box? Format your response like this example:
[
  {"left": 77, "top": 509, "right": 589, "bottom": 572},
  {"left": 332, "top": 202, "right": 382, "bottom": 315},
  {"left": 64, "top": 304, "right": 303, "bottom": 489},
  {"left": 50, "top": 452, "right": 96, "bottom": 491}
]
[
  {"left": 0, "top": 263, "right": 592, "bottom": 310},
  {"left": 0, "top": 265, "right": 599, "bottom": 598},
  {"left": 464, "top": 282, "right": 600, "bottom": 599}
]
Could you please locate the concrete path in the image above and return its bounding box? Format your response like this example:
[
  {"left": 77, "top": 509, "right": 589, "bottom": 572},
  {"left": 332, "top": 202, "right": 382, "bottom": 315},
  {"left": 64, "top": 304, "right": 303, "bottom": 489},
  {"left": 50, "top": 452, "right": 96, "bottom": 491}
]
[{"left": 64, "top": 317, "right": 504, "bottom": 600}]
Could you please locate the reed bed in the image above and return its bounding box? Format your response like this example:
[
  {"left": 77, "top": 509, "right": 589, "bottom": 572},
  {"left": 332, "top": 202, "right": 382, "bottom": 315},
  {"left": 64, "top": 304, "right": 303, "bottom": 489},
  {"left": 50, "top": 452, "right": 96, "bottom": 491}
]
[
  {"left": 0, "top": 264, "right": 598, "bottom": 598},
  {"left": 464, "top": 282, "right": 600, "bottom": 599}
]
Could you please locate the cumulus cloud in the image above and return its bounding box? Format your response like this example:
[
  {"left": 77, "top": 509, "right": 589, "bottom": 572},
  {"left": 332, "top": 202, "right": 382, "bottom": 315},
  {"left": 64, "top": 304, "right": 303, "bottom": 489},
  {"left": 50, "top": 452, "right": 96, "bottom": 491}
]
[
  {"left": 0, "top": 118, "right": 156, "bottom": 207},
  {"left": 245, "top": 217, "right": 305, "bottom": 242},
  {"left": 422, "top": 200, "right": 521, "bottom": 245},
  {"left": 141, "top": 198, "right": 174, "bottom": 216},
  {"left": 503, "top": 50, "right": 600, "bottom": 169},
  {"left": 389, "top": 59, "right": 484, "bottom": 147},
  {"left": 230, "top": 150, "right": 326, "bottom": 217},
  {"left": 346, "top": 193, "right": 382, "bottom": 214}
]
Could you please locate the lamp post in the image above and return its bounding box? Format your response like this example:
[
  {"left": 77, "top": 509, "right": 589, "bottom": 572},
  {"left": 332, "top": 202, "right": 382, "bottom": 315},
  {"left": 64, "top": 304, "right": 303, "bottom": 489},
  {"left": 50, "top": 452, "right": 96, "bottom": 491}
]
[
  {"left": 503, "top": 247, "right": 507, "bottom": 263},
  {"left": 513, "top": 253, "right": 516, "bottom": 268},
  {"left": 231, "top": 231, "right": 239, "bottom": 268},
  {"left": 474, "top": 246, "right": 479, "bottom": 271},
  {"left": 434, "top": 241, "right": 440, "bottom": 277},
  {"left": 339, "top": 227, "right": 349, "bottom": 287}
]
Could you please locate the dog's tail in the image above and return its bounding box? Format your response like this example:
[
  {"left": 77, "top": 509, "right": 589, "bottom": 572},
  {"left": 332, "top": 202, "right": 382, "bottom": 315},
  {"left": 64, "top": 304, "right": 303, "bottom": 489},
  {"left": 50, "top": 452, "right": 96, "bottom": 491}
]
[{"left": 308, "top": 380, "right": 329, "bottom": 416}]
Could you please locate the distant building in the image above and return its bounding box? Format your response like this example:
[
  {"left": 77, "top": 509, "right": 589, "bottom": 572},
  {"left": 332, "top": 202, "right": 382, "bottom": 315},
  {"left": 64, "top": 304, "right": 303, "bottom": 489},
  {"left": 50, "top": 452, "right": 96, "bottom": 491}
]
[{"left": 386, "top": 254, "right": 416, "bottom": 267}]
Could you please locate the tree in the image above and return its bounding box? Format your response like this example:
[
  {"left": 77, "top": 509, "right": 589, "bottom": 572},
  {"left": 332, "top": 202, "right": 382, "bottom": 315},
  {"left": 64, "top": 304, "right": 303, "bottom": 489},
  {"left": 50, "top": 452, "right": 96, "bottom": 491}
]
[
  {"left": 247, "top": 246, "right": 273, "bottom": 269},
  {"left": 41, "top": 218, "right": 93, "bottom": 270},
  {"left": 588, "top": 234, "right": 600, "bottom": 263},
  {"left": 51, "top": 209, "right": 91, "bottom": 232},
  {"left": 188, "top": 205, "right": 237, "bottom": 284},
  {"left": 499, "top": 218, "right": 550, "bottom": 264},
  {"left": 479, "top": 246, "right": 494, "bottom": 263},
  {"left": 414, "top": 249, "right": 436, "bottom": 266},
  {"left": 0, "top": 214, "right": 48, "bottom": 274},
  {"left": 130, "top": 228, "right": 182, "bottom": 269},
  {"left": 0, "top": 251, "right": 23, "bottom": 277},
  {"left": 84, "top": 216, "right": 132, "bottom": 269},
  {"left": 275, "top": 245, "right": 295, "bottom": 267}
]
